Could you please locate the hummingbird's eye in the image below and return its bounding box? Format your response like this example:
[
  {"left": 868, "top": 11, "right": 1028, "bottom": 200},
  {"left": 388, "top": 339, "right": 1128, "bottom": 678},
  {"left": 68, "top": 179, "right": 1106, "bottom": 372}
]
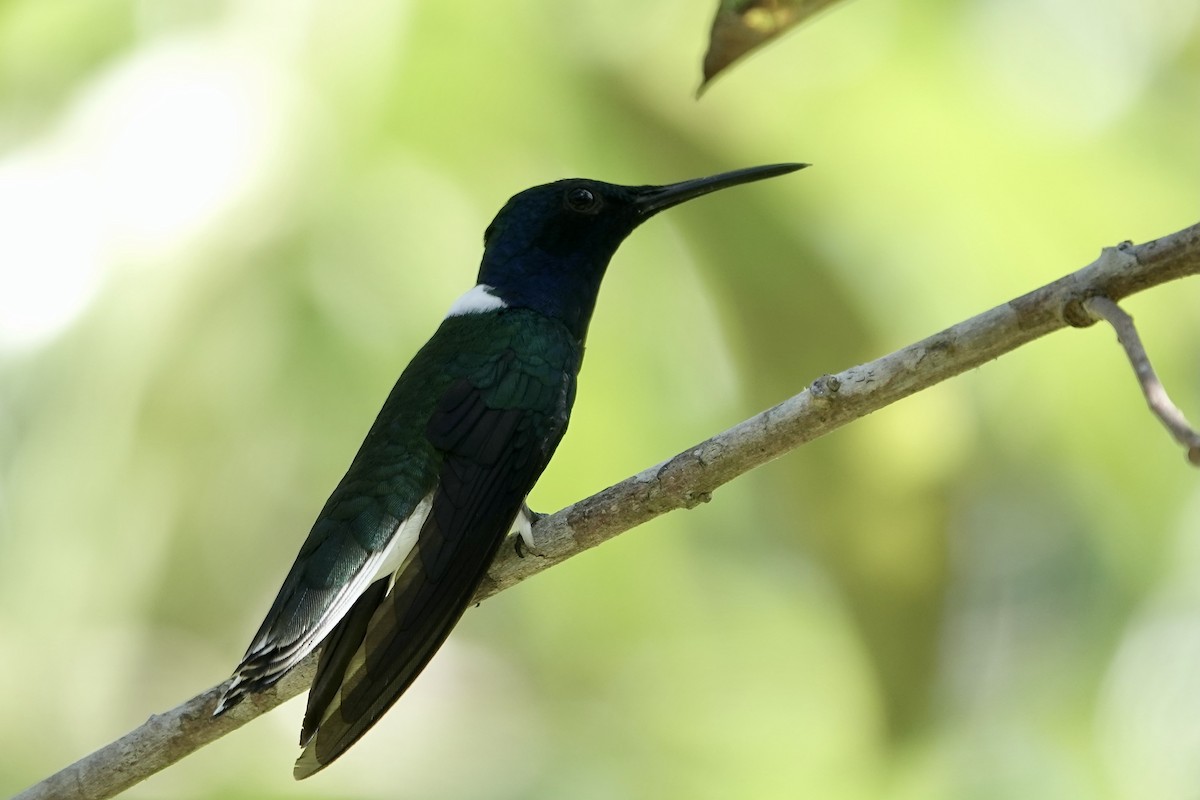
[{"left": 565, "top": 187, "right": 599, "bottom": 213}]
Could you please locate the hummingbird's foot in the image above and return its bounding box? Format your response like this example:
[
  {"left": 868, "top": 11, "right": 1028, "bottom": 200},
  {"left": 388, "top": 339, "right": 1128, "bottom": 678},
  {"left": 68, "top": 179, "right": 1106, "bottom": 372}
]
[{"left": 511, "top": 502, "right": 546, "bottom": 558}]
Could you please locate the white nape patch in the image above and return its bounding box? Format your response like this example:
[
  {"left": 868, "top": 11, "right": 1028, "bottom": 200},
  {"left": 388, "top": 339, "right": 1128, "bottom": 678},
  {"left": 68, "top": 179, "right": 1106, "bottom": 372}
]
[
  {"left": 372, "top": 493, "right": 434, "bottom": 581},
  {"left": 445, "top": 284, "right": 507, "bottom": 318},
  {"left": 512, "top": 502, "right": 535, "bottom": 552}
]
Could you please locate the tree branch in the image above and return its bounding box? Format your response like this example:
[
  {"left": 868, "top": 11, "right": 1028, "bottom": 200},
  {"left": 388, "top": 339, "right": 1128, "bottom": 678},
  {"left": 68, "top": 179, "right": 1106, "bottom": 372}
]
[
  {"left": 1082, "top": 295, "right": 1200, "bottom": 465},
  {"left": 16, "top": 221, "right": 1200, "bottom": 800}
]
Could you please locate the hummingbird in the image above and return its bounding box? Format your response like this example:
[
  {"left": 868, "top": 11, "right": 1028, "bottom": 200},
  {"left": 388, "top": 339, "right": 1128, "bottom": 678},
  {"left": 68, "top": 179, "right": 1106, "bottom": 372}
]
[{"left": 213, "top": 162, "right": 806, "bottom": 778}]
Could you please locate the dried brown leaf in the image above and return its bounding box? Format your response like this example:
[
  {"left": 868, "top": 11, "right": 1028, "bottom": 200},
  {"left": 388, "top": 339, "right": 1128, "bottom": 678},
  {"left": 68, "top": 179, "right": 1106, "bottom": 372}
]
[{"left": 700, "top": 0, "right": 846, "bottom": 91}]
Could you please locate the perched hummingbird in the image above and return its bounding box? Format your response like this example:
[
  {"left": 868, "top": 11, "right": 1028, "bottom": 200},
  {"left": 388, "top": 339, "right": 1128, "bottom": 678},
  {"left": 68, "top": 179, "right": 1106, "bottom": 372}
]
[{"left": 214, "top": 162, "right": 806, "bottom": 778}]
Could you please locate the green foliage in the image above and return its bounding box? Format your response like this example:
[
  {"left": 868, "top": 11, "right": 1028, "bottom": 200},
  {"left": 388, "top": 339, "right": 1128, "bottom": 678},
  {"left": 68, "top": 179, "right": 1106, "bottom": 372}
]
[{"left": 1, "top": 0, "right": 1198, "bottom": 797}]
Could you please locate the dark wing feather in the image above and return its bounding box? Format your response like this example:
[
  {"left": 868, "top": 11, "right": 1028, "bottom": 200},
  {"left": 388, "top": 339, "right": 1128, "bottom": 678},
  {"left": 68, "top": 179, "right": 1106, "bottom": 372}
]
[
  {"left": 214, "top": 381, "right": 439, "bottom": 714},
  {"left": 294, "top": 374, "right": 567, "bottom": 778},
  {"left": 213, "top": 494, "right": 414, "bottom": 713},
  {"left": 301, "top": 577, "right": 390, "bottom": 740}
]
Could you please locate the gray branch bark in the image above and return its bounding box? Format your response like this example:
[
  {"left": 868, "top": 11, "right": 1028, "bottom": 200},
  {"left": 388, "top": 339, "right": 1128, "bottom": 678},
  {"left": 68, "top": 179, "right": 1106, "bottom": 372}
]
[
  {"left": 1083, "top": 295, "right": 1200, "bottom": 464},
  {"left": 15, "top": 220, "right": 1200, "bottom": 800}
]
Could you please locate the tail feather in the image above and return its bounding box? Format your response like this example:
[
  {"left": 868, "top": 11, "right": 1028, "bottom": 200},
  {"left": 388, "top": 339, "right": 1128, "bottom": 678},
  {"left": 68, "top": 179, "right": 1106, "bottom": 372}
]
[
  {"left": 300, "top": 578, "right": 390, "bottom": 744},
  {"left": 292, "top": 475, "right": 519, "bottom": 778}
]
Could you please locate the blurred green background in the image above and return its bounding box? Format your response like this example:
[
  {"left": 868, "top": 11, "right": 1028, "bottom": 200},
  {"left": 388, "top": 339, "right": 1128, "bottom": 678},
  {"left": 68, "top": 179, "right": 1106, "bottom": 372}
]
[{"left": 2, "top": 0, "right": 1199, "bottom": 797}]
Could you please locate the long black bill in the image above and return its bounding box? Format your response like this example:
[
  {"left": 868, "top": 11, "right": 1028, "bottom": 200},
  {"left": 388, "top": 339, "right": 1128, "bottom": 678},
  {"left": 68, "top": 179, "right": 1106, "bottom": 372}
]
[{"left": 633, "top": 162, "right": 808, "bottom": 217}]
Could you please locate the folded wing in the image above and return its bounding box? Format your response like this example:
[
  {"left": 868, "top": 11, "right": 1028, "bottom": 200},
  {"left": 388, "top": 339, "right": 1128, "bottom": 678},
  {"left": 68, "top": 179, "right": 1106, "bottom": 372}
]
[
  {"left": 214, "top": 442, "right": 435, "bottom": 714},
  {"left": 294, "top": 372, "right": 568, "bottom": 777}
]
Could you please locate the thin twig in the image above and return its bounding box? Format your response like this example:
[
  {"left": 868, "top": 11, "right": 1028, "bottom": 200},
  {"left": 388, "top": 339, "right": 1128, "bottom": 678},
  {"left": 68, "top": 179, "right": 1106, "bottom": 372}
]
[
  {"left": 1083, "top": 294, "right": 1200, "bottom": 465},
  {"left": 14, "top": 220, "right": 1200, "bottom": 800}
]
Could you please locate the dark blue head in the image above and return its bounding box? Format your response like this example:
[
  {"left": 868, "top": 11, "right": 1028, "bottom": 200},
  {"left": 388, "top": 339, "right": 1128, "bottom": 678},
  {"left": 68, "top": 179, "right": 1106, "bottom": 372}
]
[{"left": 476, "top": 163, "right": 807, "bottom": 341}]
